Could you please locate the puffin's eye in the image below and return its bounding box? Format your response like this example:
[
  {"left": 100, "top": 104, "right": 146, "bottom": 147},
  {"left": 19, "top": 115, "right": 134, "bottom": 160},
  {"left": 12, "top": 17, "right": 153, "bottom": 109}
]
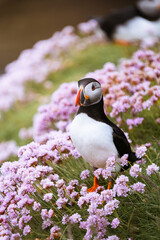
[{"left": 92, "top": 84, "right": 96, "bottom": 91}]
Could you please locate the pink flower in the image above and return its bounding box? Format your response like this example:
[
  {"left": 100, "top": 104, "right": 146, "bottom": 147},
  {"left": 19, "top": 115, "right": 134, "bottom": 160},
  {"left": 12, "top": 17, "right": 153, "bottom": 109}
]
[
  {"left": 129, "top": 164, "right": 142, "bottom": 178},
  {"left": 136, "top": 146, "right": 147, "bottom": 158},
  {"left": 146, "top": 163, "right": 159, "bottom": 175},
  {"left": 106, "top": 155, "right": 116, "bottom": 170},
  {"left": 80, "top": 170, "right": 90, "bottom": 180},
  {"left": 111, "top": 218, "right": 120, "bottom": 229},
  {"left": 94, "top": 168, "right": 103, "bottom": 179},
  {"left": 33, "top": 201, "right": 41, "bottom": 211},
  {"left": 104, "top": 199, "right": 120, "bottom": 215},
  {"left": 42, "top": 220, "right": 53, "bottom": 230},
  {"left": 156, "top": 118, "right": 160, "bottom": 124},
  {"left": 126, "top": 117, "right": 144, "bottom": 130},
  {"left": 70, "top": 213, "right": 82, "bottom": 224},
  {"left": 43, "top": 193, "right": 53, "bottom": 202},
  {"left": 56, "top": 197, "right": 68, "bottom": 209},
  {"left": 102, "top": 167, "right": 112, "bottom": 179},
  {"left": 120, "top": 154, "right": 128, "bottom": 167},
  {"left": 130, "top": 182, "right": 145, "bottom": 193},
  {"left": 40, "top": 178, "right": 54, "bottom": 189},
  {"left": 50, "top": 225, "right": 61, "bottom": 238},
  {"left": 62, "top": 215, "right": 70, "bottom": 225},
  {"left": 107, "top": 235, "right": 120, "bottom": 240},
  {"left": 113, "top": 175, "right": 130, "bottom": 197},
  {"left": 23, "top": 225, "right": 31, "bottom": 236},
  {"left": 100, "top": 189, "right": 115, "bottom": 202}
]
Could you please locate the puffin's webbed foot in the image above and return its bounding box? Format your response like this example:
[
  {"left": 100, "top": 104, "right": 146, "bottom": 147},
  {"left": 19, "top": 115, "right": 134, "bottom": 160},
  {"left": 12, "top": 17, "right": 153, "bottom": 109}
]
[
  {"left": 107, "top": 181, "right": 112, "bottom": 190},
  {"left": 114, "top": 39, "right": 131, "bottom": 46},
  {"left": 88, "top": 176, "right": 99, "bottom": 192}
]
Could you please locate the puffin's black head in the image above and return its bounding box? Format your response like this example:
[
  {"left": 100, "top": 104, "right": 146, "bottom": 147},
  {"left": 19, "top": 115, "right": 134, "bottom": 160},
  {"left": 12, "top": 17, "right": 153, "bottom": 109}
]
[
  {"left": 137, "top": 0, "right": 160, "bottom": 18},
  {"left": 75, "top": 78, "right": 103, "bottom": 107}
]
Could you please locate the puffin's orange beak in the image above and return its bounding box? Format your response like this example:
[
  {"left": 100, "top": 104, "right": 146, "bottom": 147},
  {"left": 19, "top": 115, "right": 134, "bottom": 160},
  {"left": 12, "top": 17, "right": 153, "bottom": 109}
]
[
  {"left": 75, "top": 88, "right": 82, "bottom": 106},
  {"left": 158, "top": 4, "right": 160, "bottom": 10}
]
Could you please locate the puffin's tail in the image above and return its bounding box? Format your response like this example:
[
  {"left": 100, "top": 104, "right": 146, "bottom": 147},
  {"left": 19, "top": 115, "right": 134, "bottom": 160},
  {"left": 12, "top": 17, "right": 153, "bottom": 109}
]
[{"left": 122, "top": 152, "right": 138, "bottom": 171}]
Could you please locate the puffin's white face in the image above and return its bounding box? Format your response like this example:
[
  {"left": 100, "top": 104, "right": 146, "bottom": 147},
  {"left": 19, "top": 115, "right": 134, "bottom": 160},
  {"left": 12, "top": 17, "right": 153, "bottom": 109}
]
[
  {"left": 137, "top": 0, "right": 160, "bottom": 16},
  {"left": 75, "top": 80, "right": 103, "bottom": 107}
]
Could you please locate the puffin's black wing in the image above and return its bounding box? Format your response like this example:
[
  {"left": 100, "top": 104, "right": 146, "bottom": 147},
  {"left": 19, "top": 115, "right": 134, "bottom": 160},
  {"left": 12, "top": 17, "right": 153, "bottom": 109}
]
[
  {"left": 112, "top": 124, "right": 132, "bottom": 157},
  {"left": 97, "top": 5, "right": 137, "bottom": 40},
  {"left": 110, "top": 122, "right": 137, "bottom": 170}
]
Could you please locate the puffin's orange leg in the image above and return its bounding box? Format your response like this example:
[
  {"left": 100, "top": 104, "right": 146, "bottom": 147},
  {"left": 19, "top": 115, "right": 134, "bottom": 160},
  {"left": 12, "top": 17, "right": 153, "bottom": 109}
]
[
  {"left": 114, "top": 39, "right": 130, "bottom": 46},
  {"left": 107, "top": 181, "right": 112, "bottom": 190},
  {"left": 88, "top": 176, "right": 99, "bottom": 192}
]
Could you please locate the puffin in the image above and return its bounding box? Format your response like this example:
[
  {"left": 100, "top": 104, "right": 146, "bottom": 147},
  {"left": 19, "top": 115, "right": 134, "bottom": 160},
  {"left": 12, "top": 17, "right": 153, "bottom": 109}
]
[
  {"left": 70, "top": 78, "right": 138, "bottom": 192},
  {"left": 95, "top": 0, "right": 160, "bottom": 44}
]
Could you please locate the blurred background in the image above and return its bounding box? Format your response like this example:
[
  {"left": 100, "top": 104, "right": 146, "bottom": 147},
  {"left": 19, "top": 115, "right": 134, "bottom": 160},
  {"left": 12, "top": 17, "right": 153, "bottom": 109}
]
[{"left": 0, "top": 0, "right": 136, "bottom": 73}]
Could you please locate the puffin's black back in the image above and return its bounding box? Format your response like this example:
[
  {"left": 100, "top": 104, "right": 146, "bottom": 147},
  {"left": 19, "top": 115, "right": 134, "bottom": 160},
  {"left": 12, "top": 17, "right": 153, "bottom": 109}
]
[
  {"left": 77, "top": 97, "right": 137, "bottom": 169},
  {"left": 99, "top": 6, "right": 137, "bottom": 40},
  {"left": 98, "top": 4, "right": 160, "bottom": 40}
]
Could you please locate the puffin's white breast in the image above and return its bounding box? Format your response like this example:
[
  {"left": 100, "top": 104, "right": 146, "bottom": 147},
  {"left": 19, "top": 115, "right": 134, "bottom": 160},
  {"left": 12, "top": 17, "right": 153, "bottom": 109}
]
[
  {"left": 113, "top": 16, "right": 160, "bottom": 41},
  {"left": 69, "top": 113, "right": 119, "bottom": 169}
]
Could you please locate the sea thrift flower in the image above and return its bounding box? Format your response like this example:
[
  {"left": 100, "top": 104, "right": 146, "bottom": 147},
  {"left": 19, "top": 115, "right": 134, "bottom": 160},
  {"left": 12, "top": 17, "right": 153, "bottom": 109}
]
[
  {"left": 130, "top": 182, "right": 145, "bottom": 193},
  {"left": 41, "top": 209, "right": 48, "bottom": 220},
  {"left": 107, "top": 236, "right": 120, "bottom": 240},
  {"left": 100, "top": 189, "right": 115, "bottom": 202},
  {"left": 62, "top": 215, "right": 70, "bottom": 225},
  {"left": 106, "top": 155, "right": 116, "bottom": 170},
  {"left": 104, "top": 199, "right": 120, "bottom": 215},
  {"left": 80, "top": 186, "right": 88, "bottom": 196},
  {"left": 102, "top": 167, "right": 112, "bottom": 179},
  {"left": 43, "top": 193, "right": 53, "bottom": 202},
  {"left": 33, "top": 201, "right": 41, "bottom": 211},
  {"left": 120, "top": 154, "right": 128, "bottom": 167},
  {"left": 146, "top": 163, "right": 159, "bottom": 175},
  {"left": 111, "top": 218, "right": 120, "bottom": 229},
  {"left": 42, "top": 219, "right": 53, "bottom": 230},
  {"left": 130, "top": 164, "right": 142, "bottom": 178},
  {"left": 136, "top": 146, "right": 147, "bottom": 158},
  {"left": 40, "top": 178, "right": 54, "bottom": 189},
  {"left": 50, "top": 225, "right": 61, "bottom": 239},
  {"left": 10, "top": 233, "right": 21, "bottom": 240},
  {"left": 145, "top": 143, "right": 151, "bottom": 148},
  {"left": 126, "top": 117, "right": 144, "bottom": 130},
  {"left": 113, "top": 175, "right": 130, "bottom": 197},
  {"left": 78, "top": 19, "right": 98, "bottom": 34},
  {"left": 156, "top": 118, "right": 160, "bottom": 124},
  {"left": 94, "top": 168, "right": 103, "bottom": 179},
  {"left": 56, "top": 197, "right": 68, "bottom": 209},
  {"left": 136, "top": 158, "right": 146, "bottom": 165},
  {"left": 80, "top": 170, "right": 90, "bottom": 180},
  {"left": 23, "top": 225, "right": 31, "bottom": 236},
  {"left": 70, "top": 213, "right": 82, "bottom": 224}
]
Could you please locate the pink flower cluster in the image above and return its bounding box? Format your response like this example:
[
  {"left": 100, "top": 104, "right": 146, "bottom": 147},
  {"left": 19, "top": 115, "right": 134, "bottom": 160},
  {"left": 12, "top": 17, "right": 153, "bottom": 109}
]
[
  {"left": 18, "top": 130, "right": 80, "bottom": 164},
  {"left": 32, "top": 49, "right": 160, "bottom": 141},
  {"left": 0, "top": 139, "right": 154, "bottom": 239},
  {"left": 126, "top": 117, "right": 144, "bottom": 130},
  {"left": 33, "top": 82, "right": 78, "bottom": 141},
  {"left": 85, "top": 49, "right": 160, "bottom": 121},
  {"left": 146, "top": 163, "right": 159, "bottom": 175},
  {"left": 0, "top": 20, "right": 105, "bottom": 113}
]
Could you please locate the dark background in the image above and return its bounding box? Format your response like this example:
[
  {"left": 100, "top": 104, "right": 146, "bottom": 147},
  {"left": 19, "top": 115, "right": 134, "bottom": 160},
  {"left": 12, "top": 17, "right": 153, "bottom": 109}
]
[{"left": 0, "top": 0, "right": 136, "bottom": 72}]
